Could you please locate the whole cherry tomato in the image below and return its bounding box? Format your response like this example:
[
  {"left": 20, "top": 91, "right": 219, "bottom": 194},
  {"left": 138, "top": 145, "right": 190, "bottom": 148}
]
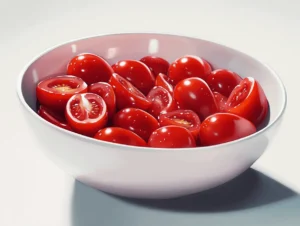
[
  {"left": 94, "top": 127, "right": 147, "bottom": 147},
  {"left": 199, "top": 113, "right": 256, "bottom": 146},
  {"left": 174, "top": 77, "right": 218, "bottom": 121},
  {"left": 140, "top": 56, "right": 170, "bottom": 77},
  {"left": 159, "top": 109, "right": 201, "bottom": 139},
  {"left": 36, "top": 75, "right": 87, "bottom": 112},
  {"left": 67, "top": 53, "right": 114, "bottom": 85},
  {"left": 213, "top": 91, "right": 228, "bottom": 112},
  {"left": 168, "top": 55, "right": 212, "bottom": 85},
  {"left": 112, "top": 60, "right": 155, "bottom": 95},
  {"left": 226, "top": 77, "right": 269, "bottom": 127},
  {"left": 148, "top": 125, "right": 196, "bottom": 148},
  {"left": 155, "top": 73, "right": 174, "bottom": 94},
  {"left": 113, "top": 108, "right": 160, "bottom": 141},
  {"left": 203, "top": 59, "right": 213, "bottom": 72},
  {"left": 147, "top": 86, "right": 176, "bottom": 118},
  {"left": 206, "top": 69, "right": 242, "bottom": 97},
  {"left": 65, "top": 93, "right": 108, "bottom": 136},
  {"left": 88, "top": 82, "right": 116, "bottom": 120}
]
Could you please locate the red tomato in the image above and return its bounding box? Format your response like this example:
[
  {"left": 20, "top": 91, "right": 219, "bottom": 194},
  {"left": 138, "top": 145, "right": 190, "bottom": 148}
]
[
  {"left": 226, "top": 77, "right": 269, "bottom": 127},
  {"left": 112, "top": 60, "right": 155, "bottom": 95},
  {"left": 203, "top": 59, "right": 213, "bottom": 72},
  {"left": 67, "top": 53, "right": 114, "bottom": 85},
  {"left": 88, "top": 82, "right": 116, "bottom": 120},
  {"left": 146, "top": 86, "right": 176, "bottom": 118},
  {"left": 109, "top": 73, "right": 151, "bottom": 111},
  {"left": 206, "top": 69, "right": 242, "bottom": 97},
  {"left": 94, "top": 127, "right": 147, "bottom": 147},
  {"left": 174, "top": 77, "right": 218, "bottom": 121},
  {"left": 199, "top": 113, "right": 256, "bottom": 146},
  {"left": 159, "top": 109, "right": 201, "bottom": 138},
  {"left": 38, "top": 105, "right": 72, "bottom": 131},
  {"left": 148, "top": 125, "right": 196, "bottom": 148},
  {"left": 155, "top": 73, "right": 174, "bottom": 94},
  {"left": 168, "top": 55, "right": 212, "bottom": 85},
  {"left": 65, "top": 93, "right": 108, "bottom": 136},
  {"left": 140, "top": 56, "right": 170, "bottom": 77},
  {"left": 213, "top": 92, "right": 228, "bottom": 112},
  {"left": 36, "top": 75, "right": 88, "bottom": 112},
  {"left": 113, "top": 108, "right": 160, "bottom": 141}
]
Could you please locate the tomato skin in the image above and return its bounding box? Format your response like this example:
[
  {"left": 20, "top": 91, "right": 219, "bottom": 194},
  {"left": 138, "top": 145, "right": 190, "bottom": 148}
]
[
  {"left": 94, "top": 127, "right": 147, "bottom": 147},
  {"left": 65, "top": 93, "right": 108, "bottom": 137},
  {"left": 113, "top": 108, "right": 160, "bottom": 141},
  {"left": 174, "top": 77, "right": 218, "bottom": 121},
  {"left": 168, "top": 55, "right": 212, "bottom": 85},
  {"left": 67, "top": 53, "right": 114, "bottom": 85},
  {"left": 226, "top": 77, "right": 269, "bottom": 127},
  {"left": 155, "top": 73, "right": 174, "bottom": 94},
  {"left": 112, "top": 60, "right": 155, "bottom": 95},
  {"left": 140, "top": 56, "right": 170, "bottom": 77},
  {"left": 213, "top": 91, "right": 228, "bottom": 112},
  {"left": 206, "top": 69, "right": 242, "bottom": 97},
  {"left": 148, "top": 125, "right": 196, "bottom": 148},
  {"left": 199, "top": 113, "right": 256, "bottom": 146}
]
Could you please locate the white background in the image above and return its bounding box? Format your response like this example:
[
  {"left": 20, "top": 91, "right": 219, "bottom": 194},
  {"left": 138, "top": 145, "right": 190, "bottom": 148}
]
[{"left": 0, "top": 0, "right": 299, "bottom": 225}]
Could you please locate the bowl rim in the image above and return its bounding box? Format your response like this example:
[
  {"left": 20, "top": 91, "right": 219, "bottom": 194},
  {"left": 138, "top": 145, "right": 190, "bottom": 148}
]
[{"left": 16, "top": 32, "right": 288, "bottom": 152}]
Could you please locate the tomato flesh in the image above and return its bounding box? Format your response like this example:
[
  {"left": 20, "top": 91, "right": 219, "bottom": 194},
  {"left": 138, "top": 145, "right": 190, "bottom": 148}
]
[
  {"left": 213, "top": 91, "right": 228, "bottom": 112},
  {"left": 155, "top": 73, "right": 174, "bottom": 94}
]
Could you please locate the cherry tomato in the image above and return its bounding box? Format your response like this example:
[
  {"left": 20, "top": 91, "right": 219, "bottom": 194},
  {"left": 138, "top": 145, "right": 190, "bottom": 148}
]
[
  {"left": 67, "top": 53, "right": 114, "bottom": 85},
  {"left": 38, "top": 105, "right": 72, "bottom": 131},
  {"left": 203, "top": 59, "right": 213, "bottom": 72},
  {"left": 174, "top": 77, "right": 218, "bottom": 121},
  {"left": 140, "top": 56, "right": 170, "bottom": 77},
  {"left": 155, "top": 73, "right": 174, "bottom": 94},
  {"left": 94, "top": 127, "right": 147, "bottom": 147},
  {"left": 88, "top": 82, "right": 116, "bottom": 120},
  {"left": 206, "top": 69, "right": 242, "bottom": 97},
  {"left": 159, "top": 109, "right": 201, "bottom": 139},
  {"left": 226, "top": 77, "right": 269, "bottom": 127},
  {"left": 213, "top": 92, "right": 228, "bottom": 112},
  {"left": 168, "top": 55, "right": 212, "bottom": 85},
  {"left": 65, "top": 93, "right": 108, "bottom": 136},
  {"left": 199, "top": 113, "right": 256, "bottom": 146},
  {"left": 113, "top": 108, "right": 160, "bottom": 141},
  {"left": 108, "top": 73, "right": 151, "bottom": 111},
  {"left": 148, "top": 125, "right": 196, "bottom": 148},
  {"left": 147, "top": 86, "right": 176, "bottom": 118},
  {"left": 112, "top": 60, "right": 155, "bottom": 95},
  {"left": 36, "top": 75, "right": 88, "bottom": 112}
]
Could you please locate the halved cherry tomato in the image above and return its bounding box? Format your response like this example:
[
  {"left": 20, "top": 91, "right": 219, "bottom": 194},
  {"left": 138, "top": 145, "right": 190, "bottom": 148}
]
[
  {"left": 213, "top": 92, "right": 228, "bottom": 112},
  {"left": 168, "top": 55, "right": 212, "bottom": 85},
  {"left": 38, "top": 105, "right": 72, "bottom": 131},
  {"left": 67, "top": 53, "right": 114, "bottom": 85},
  {"left": 113, "top": 108, "right": 160, "bottom": 141},
  {"left": 65, "top": 93, "right": 108, "bottom": 136},
  {"left": 88, "top": 82, "right": 116, "bottom": 120},
  {"left": 226, "top": 77, "right": 269, "bottom": 127},
  {"left": 108, "top": 73, "right": 151, "bottom": 111},
  {"left": 159, "top": 109, "right": 201, "bottom": 139},
  {"left": 112, "top": 60, "right": 155, "bottom": 95},
  {"left": 155, "top": 73, "right": 174, "bottom": 94},
  {"left": 174, "top": 77, "right": 218, "bottom": 121},
  {"left": 36, "top": 75, "right": 88, "bottom": 112},
  {"left": 146, "top": 86, "right": 176, "bottom": 118},
  {"left": 94, "top": 127, "right": 147, "bottom": 147},
  {"left": 199, "top": 113, "right": 256, "bottom": 146},
  {"left": 140, "top": 56, "right": 170, "bottom": 77},
  {"left": 206, "top": 69, "right": 242, "bottom": 97},
  {"left": 148, "top": 125, "right": 196, "bottom": 148}
]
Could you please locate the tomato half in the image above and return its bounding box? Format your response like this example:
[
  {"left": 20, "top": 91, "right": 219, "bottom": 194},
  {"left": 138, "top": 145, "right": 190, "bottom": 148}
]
[
  {"left": 112, "top": 60, "right": 155, "bottom": 95},
  {"left": 155, "top": 73, "right": 174, "bottom": 94},
  {"left": 67, "top": 53, "right": 114, "bottom": 85},
  {"left": 94, "top": 127, "right": 147, "bottom": 147},
  {"left": 36, "top": 75, "right": 88, "bottom": 112},
  {"left": 199, "top": 113, "right": 256, "bottom": 146},
  {"left": 65, "top": 93, "right": 108, "bottom": 136},
  {"left": 113, "top": 108, "right": 160, "bottom": 141},
  {"left": 213, "top": 91, "right": 228, "bottom": 112},
  {"left": 226, "top": 77, "right": 269, "bottom": 127},
  {"left": 140, "top": 56, "right": 170, "bottom": 77},
  {"left": 148, "top": 125, "right": 196, "bottom": 148}
]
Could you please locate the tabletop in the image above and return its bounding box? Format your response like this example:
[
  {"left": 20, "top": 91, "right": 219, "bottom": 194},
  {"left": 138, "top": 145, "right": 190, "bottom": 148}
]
[{"left": 1, "top": 0, "right": 300, "bottom": 225}]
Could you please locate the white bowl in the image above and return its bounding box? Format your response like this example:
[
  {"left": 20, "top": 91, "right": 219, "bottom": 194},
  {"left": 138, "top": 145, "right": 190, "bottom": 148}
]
[{"left": 17, "top": 33, "right": 287, "bottom": 199}]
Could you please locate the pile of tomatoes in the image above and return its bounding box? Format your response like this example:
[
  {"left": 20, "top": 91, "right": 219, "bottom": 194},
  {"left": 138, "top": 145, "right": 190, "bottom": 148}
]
[{"left": 36, "top": 53, "right": 269, "bottom": 148}]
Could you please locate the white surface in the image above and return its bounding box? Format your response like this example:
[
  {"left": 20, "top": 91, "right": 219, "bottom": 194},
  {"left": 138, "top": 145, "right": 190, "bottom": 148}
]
[{"left": 0, "top": 0, "right": 299, "bottom": 225}]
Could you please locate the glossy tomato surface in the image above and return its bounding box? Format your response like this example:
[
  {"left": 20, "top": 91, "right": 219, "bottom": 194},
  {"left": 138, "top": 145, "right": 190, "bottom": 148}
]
[
  {"left": 155, "top": 73, "right": 173, "bottom": 94},
  {"left": 213, "top": 91, "right": 228, "bottom": 112},
  {"left": 140, "top": 56, "right": 170, "bottom": 77}
]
